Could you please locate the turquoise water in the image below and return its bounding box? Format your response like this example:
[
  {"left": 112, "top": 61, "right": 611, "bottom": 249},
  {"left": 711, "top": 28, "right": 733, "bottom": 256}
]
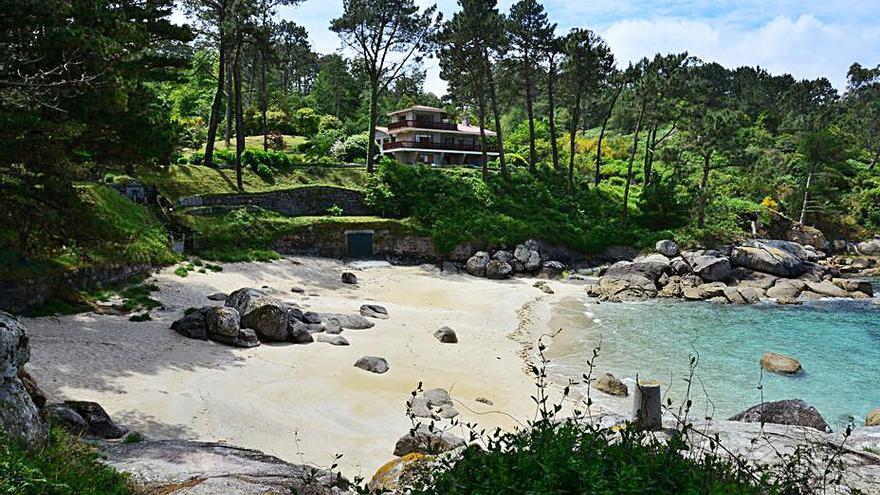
[{"left": 545, "top": 283, "right": 880, "bottom": 429}]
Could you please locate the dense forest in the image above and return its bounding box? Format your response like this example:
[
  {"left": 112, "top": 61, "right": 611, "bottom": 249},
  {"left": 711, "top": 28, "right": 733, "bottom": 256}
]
[{"left": 2, "top": 0, "right": 879, "bottom": 271}]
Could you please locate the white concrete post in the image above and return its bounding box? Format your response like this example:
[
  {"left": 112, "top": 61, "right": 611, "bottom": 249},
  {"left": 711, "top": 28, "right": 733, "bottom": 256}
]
[{"left": 632, "top": 379, "right": 662, "bottom": 430}]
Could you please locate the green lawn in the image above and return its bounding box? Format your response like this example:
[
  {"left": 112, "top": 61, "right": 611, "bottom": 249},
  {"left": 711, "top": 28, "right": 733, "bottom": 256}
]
[
  {"left": 137, "top": 164, "right": 369, "bottom": 202},
  {"left": 196, "top": 134, "right": 308, "bottom": 153}
]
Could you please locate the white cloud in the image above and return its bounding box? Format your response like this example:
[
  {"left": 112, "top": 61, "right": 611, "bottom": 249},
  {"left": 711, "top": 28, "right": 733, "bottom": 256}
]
[{"left": 601, "top": 14, "right": 880, "bottom": 89}]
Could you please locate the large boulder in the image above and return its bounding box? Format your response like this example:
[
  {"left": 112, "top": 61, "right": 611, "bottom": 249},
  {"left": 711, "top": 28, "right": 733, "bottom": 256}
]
[
  {"left": 686, "top": 253, "right": 733, "bottom": 282},
  {"left": 170, "top": 307, "right": 209, "bottom": 340},
  {"left": 514, "top": 244, "right": 541, "bottom": 272},
  {"left": 538, "top": 260, "right": 566, "bottom": 279},
  {"left": 100, "top": 440, "right": 349, "bottom": 495},
  {"left": 729, "top": 399, "right": 831, "bottom": 433},
  {"left": 655, "top": 240, "right": 679, "bottom": 257},
  {"left": 832, "top": 278, "right": 874, "bottom": 296},
  {"left": 749, "top": 239, "right": 824, "bottom": 262},
  {"left": 206, "top": 306, "right": 240, "bottom": 338},
  {"left": 760, "top": 352, "right": 802, "bottom": 375},
  {"left": 433, "top": 326, "right": 458, "bottom": 343},
  {"left": 492, "top": 250, "right": 514, "bottom": 264},
  {"left": 0, "top": 312, "right": 48, "bottom": 449},
  {"left": 766, "top": 279, "right": 807, "bottom": 300},
  {"left": 730, "top": 244, "right": 804, "bottom": 278},
  {"left": 804, "top": 280, "right": 848, "bottom": 298},
  {"left": 588, "top": 275, "right": 657, "bottom": 303},
  {"left": 731, "top": 268, "right": 778, "bottom": 290},
  {"left": 867, "top": 408, "right": 880, "bottom": 426},
  {"left": 857, "top": 238, "right": 880, "bottom": 256},
  {"left": 485, "top": 259, "right": 513, "bottom": 280},
  {"left": 369, "top": 453, "right": 434, "bottom": 494},
  {"left": 63, "top": 400, "right": 128, "bottom": 439},
  {"left": 360, "top": 304, "right": 389, "bottom": 319},
  {"left": 466, "top": 252, "right": 490, "bottom": 277},
  {"left": 393, "top": 424, "right": 465, "bottom": 456},
  {"left": 354, "top": 356, "right": 389, "bottom": 374},
  {"left": 604, "top": 254, "right": 669, "bottom": 282},
  {"left": 226, "top": 288, "right": 289, "bottom": 342},
  {"left": 46, "top": 403, "right": 88, "bottom": 436},
  {"left": 321, "top": 313, "right": 374, "bottom": 330},
  {"left": 594, "top": 373, "right": 628, "bottom": 397}
]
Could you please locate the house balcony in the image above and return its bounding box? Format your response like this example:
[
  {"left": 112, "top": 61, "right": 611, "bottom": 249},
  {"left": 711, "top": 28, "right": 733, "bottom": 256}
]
[
  {"left": 387, "top": 120, "right": 459, "bottom": 131},
  {"left": 383, "top": 140, "right": 498, "bottom": 153}
]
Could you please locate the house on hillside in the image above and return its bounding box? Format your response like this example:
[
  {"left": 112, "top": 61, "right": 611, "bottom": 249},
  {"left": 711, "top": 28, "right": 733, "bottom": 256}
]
[{"left": 375, "top": 105, "right": 498, "bottom": 166}]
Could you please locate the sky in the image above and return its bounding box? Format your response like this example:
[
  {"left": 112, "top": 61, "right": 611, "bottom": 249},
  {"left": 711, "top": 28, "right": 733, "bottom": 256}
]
[{"left": 172, "top": 0, "right": 880, "bottom": 96}]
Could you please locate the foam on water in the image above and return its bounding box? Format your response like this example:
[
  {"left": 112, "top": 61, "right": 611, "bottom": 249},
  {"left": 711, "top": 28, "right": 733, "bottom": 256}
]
[{"left": 544, "top": 284, "right": 880, "bottom": 428}]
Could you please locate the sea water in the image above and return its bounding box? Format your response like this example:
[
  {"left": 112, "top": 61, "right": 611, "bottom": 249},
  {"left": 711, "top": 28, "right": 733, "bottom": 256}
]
[{"left": 544, "top": 283, "right": 880, "bottom": 429}]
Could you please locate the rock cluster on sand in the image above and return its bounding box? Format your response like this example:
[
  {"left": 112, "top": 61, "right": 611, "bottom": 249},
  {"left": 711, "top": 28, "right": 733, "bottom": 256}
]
[
  {"left": 407, "top": 388, "right": 459, "bottom": 421},
  {"left": 586, "top": 238, "right": 874, "bottom": 304},
  {"left": 0, "top": 311, "right": 48, "bottom": 449},
  {"left": 465, "top": 243, "right": 563, "bottom": 280},
  {"left": 393, "top": 424, "right": 465, "bottom": 457},
  {"left": 729, "top": 399, "right": 832, "bottom": 433},
  {"left": 171, "top": 287, "right": 382, "bottom": 349},
  {"left": 760, "top": 352, "right": 803, "bottom": 375}
]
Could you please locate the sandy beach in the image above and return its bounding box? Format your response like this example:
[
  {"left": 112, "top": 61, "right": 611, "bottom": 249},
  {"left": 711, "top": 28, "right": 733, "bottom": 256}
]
[{"left": 23, "top": 256, "right": 594, "bottom": 478}]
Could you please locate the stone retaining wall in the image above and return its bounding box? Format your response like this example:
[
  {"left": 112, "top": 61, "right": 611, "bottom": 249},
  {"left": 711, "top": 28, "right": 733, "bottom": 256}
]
[
  {"left": 0, "top": 263, "right": 156, "bottom": 314},
  {"left": 178, "top": 186, "right": 371, "bottom": 217},
  {"left": 274, "top": 222, "right": 476, "bottom": 262}
]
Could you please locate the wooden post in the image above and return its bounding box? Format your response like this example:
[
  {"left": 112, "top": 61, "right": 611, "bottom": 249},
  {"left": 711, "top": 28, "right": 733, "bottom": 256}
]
[{"left": 632, "top": 379, "right": 662, "bottom": 430}]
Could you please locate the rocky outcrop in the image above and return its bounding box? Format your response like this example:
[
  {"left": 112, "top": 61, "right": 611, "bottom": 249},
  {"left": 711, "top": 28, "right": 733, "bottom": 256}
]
[
  {"left": 729, "top": 399, "right": 831, "bottom": 433},
  {"left": 867, "top": 408, "right": 880, "bottom": 426},
  {"left": 172, "top": 306, "right": 260, "bottom": 348},
  {"left": 857, "top": 238, "right": 880, "bottom": 256},
  {"left": 587, "top": 237, "right": 872, "bottom": 306},
  {"left": 594, "top": 373, "right": 628, "bottom": 397},
  {"left": 100, "top": 440, "right": 350, "bottom": 495},
  {"left": 760, "top": 352, "right": 802, "bottom": 375},
  {"left": 0, "top": 311, "right": 47, "bottom": 450},
  {"left": 369, "top": 453, "right": 433, "bottom": 494}
]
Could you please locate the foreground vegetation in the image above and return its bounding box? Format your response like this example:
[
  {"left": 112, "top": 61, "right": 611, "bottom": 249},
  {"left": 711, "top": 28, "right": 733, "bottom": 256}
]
[{"left": 0, "top": 428, "right": 131, "bottom": 495}]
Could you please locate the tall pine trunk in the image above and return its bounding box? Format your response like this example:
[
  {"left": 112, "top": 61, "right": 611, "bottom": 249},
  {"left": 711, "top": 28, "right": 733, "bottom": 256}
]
[
  {"left": 643, "top": 123, "right": 657, "bottom": 186},
  {"left": 567, "top": 90, "right": 582, "bottom": 193},
  {"left": 477, "top": 88, "right": 489, "bottom": 180},
  {"left": 595, "top": 84, "right": 622, "bottom": 187},
  {"left": 260, "top": 54, "right": 268, "bottom": 151},
  {"left": 233, "top": 43, "right": 245, "bottom": 192},
  {"left": 366, "top": 80, "right": 379, "bottom": 174},
  {"left": 524, "top": 54, "right": 537, "bottom": 174},
  {"left": 697, "top": 153, "right": 712, "bottom": 228},
  {"left": 224, "top": 57, "right": 232, "bottom": 148},
  {"left": 622, "top": 99, "right": 646, "bottom": 222},
  {"left": 486, "top": 57, "right": 507, "bottom": 179},
  {"left": 547, "top": 58, "right": 560, "bottom": 170},
  {"left": 205, "top": 36, "right": 226, "bottom": 169}
]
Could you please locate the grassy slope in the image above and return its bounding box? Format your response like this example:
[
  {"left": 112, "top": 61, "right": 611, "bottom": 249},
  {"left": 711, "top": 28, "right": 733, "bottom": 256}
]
[{"left": 137, "top": 165, "right": 369, "bottom": 202}]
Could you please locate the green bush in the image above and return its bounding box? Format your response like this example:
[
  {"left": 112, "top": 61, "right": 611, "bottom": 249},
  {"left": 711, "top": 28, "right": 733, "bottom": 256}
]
[
  {"left": 366, "top": 158, "right": 680, "bottom": 253},
  {"left": 0, "top": 427, "right": 131, "bottom": 495},
  {"left": 174, "top": 266, "right": 189, "bottom": 277}
]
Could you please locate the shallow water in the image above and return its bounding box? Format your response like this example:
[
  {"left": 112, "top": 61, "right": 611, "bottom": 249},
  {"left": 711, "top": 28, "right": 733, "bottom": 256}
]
[{"left": 544, "top": 284, "right": 880, "bottom": 428}]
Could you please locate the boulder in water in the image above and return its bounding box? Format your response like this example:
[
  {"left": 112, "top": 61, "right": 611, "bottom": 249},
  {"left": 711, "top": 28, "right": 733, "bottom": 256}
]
[
  {"left": 594, "top": 373, "right": 628, "bottom": 397},
  {"left": 760, "top": 352, "right": 802, "bottom": 375}
]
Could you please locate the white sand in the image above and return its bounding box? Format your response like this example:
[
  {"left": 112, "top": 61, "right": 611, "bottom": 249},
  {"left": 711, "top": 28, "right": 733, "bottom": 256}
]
[{"left": 24, "top": 257, "right": 593, "bottom": 478}]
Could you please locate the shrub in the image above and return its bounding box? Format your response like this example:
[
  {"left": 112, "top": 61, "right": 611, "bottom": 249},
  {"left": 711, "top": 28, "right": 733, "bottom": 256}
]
[
  {"left": 256, "top": 164, "right": 273, "bottom": 180},
  {"left": 174, "top": 266, "right": 189, "bottom": 277},
  {"left": 326, "top": 205, "right": 344, "bottom": 217},
  {"left": 318, "top": 114, "right": 343, "bottom": 133},
  {"left": 0, "top": 427, "right": 131, "bottom": 494},
  {"left": 294, "top": 107, "right": 320, "bottom": 137},
  {"left": 128, "top": 313, "right": 152, "bottom": 322}
]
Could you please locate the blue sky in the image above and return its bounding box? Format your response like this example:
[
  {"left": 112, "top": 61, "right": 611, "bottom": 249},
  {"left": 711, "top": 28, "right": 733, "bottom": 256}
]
[{"left": 174, "top": 0, "right": 880, "bottom": 95}]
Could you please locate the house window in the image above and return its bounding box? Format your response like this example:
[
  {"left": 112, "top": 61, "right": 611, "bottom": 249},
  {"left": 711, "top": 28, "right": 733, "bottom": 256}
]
[{"left": 418, "top": 153, "right": 433, "bottom": 163}]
